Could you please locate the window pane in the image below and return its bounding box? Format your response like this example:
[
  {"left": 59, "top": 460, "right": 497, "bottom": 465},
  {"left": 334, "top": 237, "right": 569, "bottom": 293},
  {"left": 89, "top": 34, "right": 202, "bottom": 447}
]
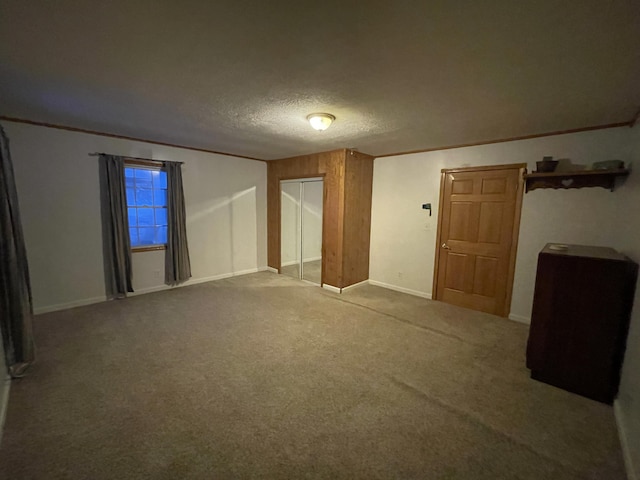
[
  {"left": 137, "top": 208, "right": 154, "bottom": 226},
  {"left": 154, "top": 189, "right": 167, "bottom": 207},
  {"left": 134, "top": 169, "right": 153, "bottom": 187},
  {"left": 158, "top": 170, "right": 167, "bottom": 189},
  {"left": 155, "top": 207, "right": 167, "bottom": 226},
  {"left": 129, "top": 227, "right": 139, "bottom": 247},
  {"left": 125, "top": 168, "right": 135, "bottom": 187},
  {"left": 156, "top": 226, "right": 168, "bottom": 244},
  {"left": 128, "top": 208, "right": 137, "bottom": 227},
  {"left": 136, "top": 187, "right": 153, "bottom": 206},
  {"left": 151, "top": 170, "right": 161, "bottom": 189},
  {"left": 138, "top": 227, "right": 155, "bottom": 245},
  {"left": 126, "top": 167, "right": 168, "bottom": 249}
]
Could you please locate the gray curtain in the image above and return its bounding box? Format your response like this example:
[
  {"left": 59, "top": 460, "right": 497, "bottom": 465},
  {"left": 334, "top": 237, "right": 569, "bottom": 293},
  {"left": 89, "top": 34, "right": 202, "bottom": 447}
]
[
  {"left": 164, "top": 161, "right": 191, "bottom": 286},
  {"left": 99, "top": 154, "right": 133, "bottom": 299},
  {"left": 0, "top": 125, "right": 35, "bottom": 377}
]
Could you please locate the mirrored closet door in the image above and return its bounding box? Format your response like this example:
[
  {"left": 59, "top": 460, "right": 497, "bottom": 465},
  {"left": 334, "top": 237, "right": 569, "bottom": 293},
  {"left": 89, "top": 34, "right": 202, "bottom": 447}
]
[{"left": 280, "top": 178, "right": 323, "bottom": 285}]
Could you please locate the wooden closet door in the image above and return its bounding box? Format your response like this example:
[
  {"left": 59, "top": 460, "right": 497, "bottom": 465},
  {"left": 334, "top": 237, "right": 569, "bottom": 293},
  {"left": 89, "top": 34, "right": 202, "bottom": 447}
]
[{"left": 434, "top": 165, "right": 524, "bottom": 316}]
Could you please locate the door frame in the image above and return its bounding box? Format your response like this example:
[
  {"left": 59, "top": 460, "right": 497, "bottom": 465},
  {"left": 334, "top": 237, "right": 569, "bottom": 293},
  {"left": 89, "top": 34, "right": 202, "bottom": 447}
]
[{"left": 432, "top": 163, "right": 527, "bottom": 317}]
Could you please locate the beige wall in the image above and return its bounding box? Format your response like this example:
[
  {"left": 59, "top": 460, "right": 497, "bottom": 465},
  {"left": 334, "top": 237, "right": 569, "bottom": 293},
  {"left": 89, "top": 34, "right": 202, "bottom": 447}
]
[
  {"left": 2, "top": 121, "right": 267, "bottom": 312},
  {"left": 370, "top": 126, "right": 635, "bottom": 320},
  {"left": 370, "top": 125, "right": 640, "bottom": 476}
]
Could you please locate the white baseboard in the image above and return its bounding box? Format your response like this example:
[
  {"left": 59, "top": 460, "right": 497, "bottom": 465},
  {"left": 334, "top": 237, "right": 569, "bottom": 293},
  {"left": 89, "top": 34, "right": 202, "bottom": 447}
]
[
  {"left": 0, "top": 375, "right": 10, "bottom": 445},
  {"left": 321, "top": 280, "right": 369, "bottom": 294},
  {"left": 265, "top": 266, "right": 279, "bottom": 274},
  {"left": 614, "top": 400, "right": 638, "bottom": 480},
  {"left": 341, "top": 280, "right": 369, "bottom": 292},
  {"left": 121, "top": 273, "right": 236, "bottom": 297},
  {"left": 34, "top": 295, "right": 107, "bottom": 315},
  {"left": 129, "top": 284, "right": 173, "bottom": 296},
  {"left": 322, "top": 284, "right": 341, "bottom": 294},
  {"left": 365, "top": 282, "right": 532, "bottom": 324},
  {"left": 227, "top": 267, "right": 265, "bottom": 277},
  {"left": 367, "top": 280, "right": 432, "bottom": 299},
  {"left": 132, "top": 268, "right": 266, "bottom": 296},
  {"left": 508, "top": 313, "right": 531, "bottom": 324},
  {"left": 34, "top": 268, "right": 267, "bottom": 314}
]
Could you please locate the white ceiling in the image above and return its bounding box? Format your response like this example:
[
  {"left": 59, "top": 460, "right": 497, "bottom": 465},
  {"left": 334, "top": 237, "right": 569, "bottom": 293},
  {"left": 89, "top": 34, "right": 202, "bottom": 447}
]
[{"left": 1, "top": 0, "right": 638, "bottom": 160}]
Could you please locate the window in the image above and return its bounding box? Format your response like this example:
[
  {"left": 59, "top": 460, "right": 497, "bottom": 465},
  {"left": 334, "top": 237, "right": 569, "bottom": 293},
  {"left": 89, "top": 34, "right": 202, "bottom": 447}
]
[{"left": 125, "top": 165, "right": 168, "bottom": 249}]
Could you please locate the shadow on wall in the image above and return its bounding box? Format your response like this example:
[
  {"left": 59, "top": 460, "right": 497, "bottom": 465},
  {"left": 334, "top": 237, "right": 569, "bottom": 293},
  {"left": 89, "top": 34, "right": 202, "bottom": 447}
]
[
  {"left": 280, "top": 191, "right": 323, "bottom": 218},
  {"left": 187, "top": 186, "right": 258, "bottom": 275}
]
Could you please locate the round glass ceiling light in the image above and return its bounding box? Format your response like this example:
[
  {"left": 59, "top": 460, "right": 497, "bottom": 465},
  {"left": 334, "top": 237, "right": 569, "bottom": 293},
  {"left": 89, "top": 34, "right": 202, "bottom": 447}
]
[{"left": 307, "top": 113, "right": 336, "bottom": 131}]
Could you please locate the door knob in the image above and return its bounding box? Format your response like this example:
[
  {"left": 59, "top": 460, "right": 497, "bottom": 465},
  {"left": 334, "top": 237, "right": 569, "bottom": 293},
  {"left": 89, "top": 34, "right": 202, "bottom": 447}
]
[{"left": 442, "top": 243, "right": 450, "bottom": 249}]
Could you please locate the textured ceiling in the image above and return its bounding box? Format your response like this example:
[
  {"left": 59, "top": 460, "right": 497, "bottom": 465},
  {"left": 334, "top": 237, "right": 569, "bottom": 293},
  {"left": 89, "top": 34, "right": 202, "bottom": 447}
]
[{"left": 1, "top": 0, "right": 638, "bottom": 160}]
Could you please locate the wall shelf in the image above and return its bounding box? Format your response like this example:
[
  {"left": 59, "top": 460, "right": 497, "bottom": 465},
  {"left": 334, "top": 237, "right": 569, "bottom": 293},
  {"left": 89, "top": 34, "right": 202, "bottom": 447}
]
[{"left": 523, "top": 169, "right": 630, "bottom": 192}]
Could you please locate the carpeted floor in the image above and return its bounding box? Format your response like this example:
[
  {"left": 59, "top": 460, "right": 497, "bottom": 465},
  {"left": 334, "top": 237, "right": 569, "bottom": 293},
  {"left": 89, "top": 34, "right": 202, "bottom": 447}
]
[{"left": 0, "top": 272, "right": 626, "bottom": 479}]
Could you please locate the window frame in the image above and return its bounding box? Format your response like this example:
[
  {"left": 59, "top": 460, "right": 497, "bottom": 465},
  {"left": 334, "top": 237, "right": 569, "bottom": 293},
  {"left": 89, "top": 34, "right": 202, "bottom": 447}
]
[{"left": 124, "top": 158, "right": 168, "bottom": 253}]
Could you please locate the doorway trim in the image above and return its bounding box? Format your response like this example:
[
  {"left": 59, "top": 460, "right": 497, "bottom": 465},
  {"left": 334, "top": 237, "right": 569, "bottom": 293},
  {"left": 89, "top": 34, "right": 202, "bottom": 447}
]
[{"left": 432, "top": 163, "right": 526, "bottom": 317}]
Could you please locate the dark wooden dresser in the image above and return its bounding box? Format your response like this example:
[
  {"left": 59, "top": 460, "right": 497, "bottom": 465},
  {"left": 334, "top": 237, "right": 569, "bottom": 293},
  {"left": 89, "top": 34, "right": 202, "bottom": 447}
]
[{"left": 526, "top": 244, "right": 638, "bottom": 404}]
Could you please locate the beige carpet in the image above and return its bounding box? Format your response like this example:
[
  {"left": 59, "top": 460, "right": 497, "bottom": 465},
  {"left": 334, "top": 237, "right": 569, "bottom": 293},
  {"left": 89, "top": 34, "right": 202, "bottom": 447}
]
[{"left": 0, "top": 272, "right": 626, "bottom": 479}]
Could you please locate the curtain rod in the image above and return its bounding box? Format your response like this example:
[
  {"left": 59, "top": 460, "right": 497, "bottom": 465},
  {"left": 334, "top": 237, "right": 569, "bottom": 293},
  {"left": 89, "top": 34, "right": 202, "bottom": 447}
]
[{"left": 88, "top": 152, "right": 184, "bottom": 164}]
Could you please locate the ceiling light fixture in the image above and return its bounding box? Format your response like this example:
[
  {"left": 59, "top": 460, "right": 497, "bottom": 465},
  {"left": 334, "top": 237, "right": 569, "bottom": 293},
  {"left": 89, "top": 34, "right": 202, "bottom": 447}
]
[{"left": 307, "top": 113, "right": 335, "bottom": 131}]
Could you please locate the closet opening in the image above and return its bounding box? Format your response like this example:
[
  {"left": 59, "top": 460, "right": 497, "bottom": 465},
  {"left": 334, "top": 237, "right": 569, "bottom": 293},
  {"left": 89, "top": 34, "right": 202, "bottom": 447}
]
[{"left": 280, "top": 178, "right": 324, "bottom": 285}]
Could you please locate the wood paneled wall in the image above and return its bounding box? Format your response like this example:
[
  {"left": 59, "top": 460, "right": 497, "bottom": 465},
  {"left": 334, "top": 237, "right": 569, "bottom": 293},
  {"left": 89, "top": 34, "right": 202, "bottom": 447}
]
[
  {"left": 267, "top": 150, "right": 344, "bottom": 287},
  {"left": 342, "top": 151, "right": 374, "bottom": 286},
  {"left": 267, "top": 149, "right": 374, "bottom": 289}
]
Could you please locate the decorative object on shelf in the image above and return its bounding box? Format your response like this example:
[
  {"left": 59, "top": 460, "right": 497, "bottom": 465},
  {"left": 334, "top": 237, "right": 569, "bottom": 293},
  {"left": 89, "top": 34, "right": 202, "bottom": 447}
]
[
  {"left": 535, "top": 156, "right": 559, "bottom": 173},
  {"left": 592, "top": 159, "right": 624, "bottom": 170},
  {"left": 523, "top": 168, "right": 629, "bottom": 192}
]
